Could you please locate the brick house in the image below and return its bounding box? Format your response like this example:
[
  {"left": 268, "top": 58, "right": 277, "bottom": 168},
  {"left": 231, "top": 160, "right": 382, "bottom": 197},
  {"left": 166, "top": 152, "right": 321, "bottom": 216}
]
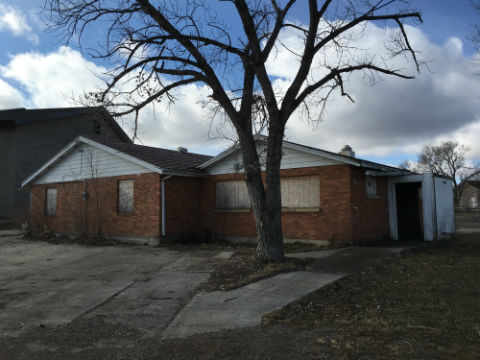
[
  {"left": 0, "top": 106, "right": 131, "bottom": 219},
  {"left": 22, "top": 136, "right": 455, "bottom": 246}
]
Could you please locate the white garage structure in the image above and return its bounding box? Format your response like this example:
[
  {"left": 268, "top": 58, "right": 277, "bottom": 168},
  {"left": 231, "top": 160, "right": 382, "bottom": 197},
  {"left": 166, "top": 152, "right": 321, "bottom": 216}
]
[{"left": 385, "top": 173, "right": 454, "bottom": 241}]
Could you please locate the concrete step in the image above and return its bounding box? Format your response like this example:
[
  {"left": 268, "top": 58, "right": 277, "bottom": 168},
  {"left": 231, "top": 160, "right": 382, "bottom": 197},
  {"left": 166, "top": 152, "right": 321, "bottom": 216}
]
[{"left": 0, "top": 229, "right": 23, "bottom": 237}]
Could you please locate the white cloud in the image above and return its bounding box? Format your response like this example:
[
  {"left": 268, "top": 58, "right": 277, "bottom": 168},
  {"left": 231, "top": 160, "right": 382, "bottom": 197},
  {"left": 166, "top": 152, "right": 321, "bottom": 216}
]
[
  {"left": 266, "top": 23, "right": 480, "bottom": 163},
  {"left": 1, "top": 46, "right": 107, "bottom": 108},
  {"left": 0, "top": 46, "right": 228, "bottom": 152},
  {"left": 0, "top": 4, "right": 39, "bottom": 44},
  {"left": 0, "top": 20, "right": 479, "bottom": 162},
  {"left": 0, "top": 78, "right": 24, "bottom": 108}
]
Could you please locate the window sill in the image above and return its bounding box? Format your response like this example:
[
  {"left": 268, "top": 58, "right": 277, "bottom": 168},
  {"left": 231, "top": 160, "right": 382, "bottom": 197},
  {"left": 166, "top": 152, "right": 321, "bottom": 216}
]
[
  {"left": 215, "top": 208, "right": 251, "bottom": 213},
  {"left": 282, "top": 207, "right": 321, "bottom": 213}
]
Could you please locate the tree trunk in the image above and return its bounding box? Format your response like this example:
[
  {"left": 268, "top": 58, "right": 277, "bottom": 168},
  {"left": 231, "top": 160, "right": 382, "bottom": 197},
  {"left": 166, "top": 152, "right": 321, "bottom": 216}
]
[
  {"left": 256, "top": 128, "right": 285, "bottom": 261},
  {"left": 238, "top": 125, "right": 285, "bottom": 262}
]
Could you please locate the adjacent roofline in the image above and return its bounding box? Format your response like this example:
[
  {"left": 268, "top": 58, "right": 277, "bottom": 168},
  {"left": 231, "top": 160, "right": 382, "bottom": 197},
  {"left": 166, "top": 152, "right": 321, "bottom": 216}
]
[
  {"left": 0, "top": 106, "right": 132, "bottom": 143},
  {"left": 21, "top": 136, "right": 207, "bottom": 188},
  {"left": 94, "top": 106, "right": 132, "bottom": 143}
]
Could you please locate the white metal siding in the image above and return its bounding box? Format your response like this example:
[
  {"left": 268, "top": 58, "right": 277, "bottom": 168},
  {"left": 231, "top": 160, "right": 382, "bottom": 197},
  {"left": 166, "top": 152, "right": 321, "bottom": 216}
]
[
  {"left": 207, "top": 146, "right": 341, "bottom": 175},
  {"left": 434, "top": 177, "right": 455, "bottom": 238},
  {"left": 35, "top": 143, "right": 151, "bottom": 184}
]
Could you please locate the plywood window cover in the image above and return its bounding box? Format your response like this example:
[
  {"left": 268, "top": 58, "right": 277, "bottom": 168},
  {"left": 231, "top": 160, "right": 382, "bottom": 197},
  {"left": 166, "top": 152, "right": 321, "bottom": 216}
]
[
  {"left": 45, "top": 188, "right": 57, "bottom": 215},
  {"left": 216, "top": 176, "right": 320, "bottom": 211},
  {"left": 366, "top": 175, "right": 377, "bottom": 197},
  {"left": 280, "top": 175, "right": 320, "bottom": 209},
  {"left": 216, "top": 180, "right": 251, "bottom": 209},
  {"left": 118, "top": 179, "right": 134, "bottom": 214}
]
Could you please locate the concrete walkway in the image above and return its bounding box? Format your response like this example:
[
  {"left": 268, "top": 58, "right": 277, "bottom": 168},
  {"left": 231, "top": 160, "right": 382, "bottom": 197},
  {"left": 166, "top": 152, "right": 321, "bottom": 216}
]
[{"left": 162, "top": 246, "right": 408, "bottom": 339}]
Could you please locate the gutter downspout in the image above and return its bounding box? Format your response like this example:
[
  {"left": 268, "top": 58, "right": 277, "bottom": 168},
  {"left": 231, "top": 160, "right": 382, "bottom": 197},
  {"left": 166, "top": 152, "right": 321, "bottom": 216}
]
[
  {"left": 432, "top": 175, "right": 438, "bottom": 241},
  {"left": 161, "top": 175, "right": 174, "bottom": 237},
  {"left": 82, "top": 179, "right": 88, "bottom": 236}
]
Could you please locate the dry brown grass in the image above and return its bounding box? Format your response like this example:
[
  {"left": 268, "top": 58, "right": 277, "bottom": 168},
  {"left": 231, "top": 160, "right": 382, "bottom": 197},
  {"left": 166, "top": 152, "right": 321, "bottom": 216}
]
[
  {"left": 203, "top": 247, "right": 310, "bottom": 291},
  {"left": 264, "top": 233, "right": 480, "bottom": 359}
]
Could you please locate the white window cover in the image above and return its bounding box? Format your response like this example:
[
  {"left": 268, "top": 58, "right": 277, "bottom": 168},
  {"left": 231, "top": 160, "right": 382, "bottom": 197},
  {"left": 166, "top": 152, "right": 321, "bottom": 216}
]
[
  {"left": 366, "top": 175, "right": 377, "bottom": 196},
  {"left": 45, "top": 188, "right": 57, "bottom": 215},
  {"left": 216, "top": 180, "right": 251, "bottom": 209},
  {"left": 118, "top": 180, "right": 134, "bottom": 213},
  {"left": 281, "top": 176, "right": 320, "bottom": 208}
]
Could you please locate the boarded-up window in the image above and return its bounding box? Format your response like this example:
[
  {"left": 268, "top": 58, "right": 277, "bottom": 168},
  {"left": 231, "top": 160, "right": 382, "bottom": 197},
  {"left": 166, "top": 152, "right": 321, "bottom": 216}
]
[
  {"left": 365, "top": 176, "right": 377, "bottom": 197},
  {"left": 281, "top": 176, "right": 320, "bottom": 208},
  {"left": 118, "top": 180, "right": 134, "bottom": 213},
  {"left": 216, "top": 180, "right": 250, "bottom": 209},
  {"left": 45, "top": 188, "right": 57, "bottom": 215}
]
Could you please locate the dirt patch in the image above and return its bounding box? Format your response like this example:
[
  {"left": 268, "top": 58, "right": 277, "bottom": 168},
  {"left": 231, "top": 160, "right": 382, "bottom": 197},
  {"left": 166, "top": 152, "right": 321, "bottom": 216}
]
[
  {"left": 283, "top": 241, "right": 328, "bottom": 253},
  {"left": 202, "top": 247, "right": 311, "bottom": 291},
  {"left": 27, "top": 233, "right": 119, "bottom": 246}
]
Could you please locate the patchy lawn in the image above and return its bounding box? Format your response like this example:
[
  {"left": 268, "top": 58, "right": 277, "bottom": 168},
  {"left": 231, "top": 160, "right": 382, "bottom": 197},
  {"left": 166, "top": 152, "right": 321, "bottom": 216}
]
[
  {"left": 263, "top": 233, "right": 480, "bottom": 359},
  {"left": 1, "top": 234, "right": 479, "bottom": 359}
]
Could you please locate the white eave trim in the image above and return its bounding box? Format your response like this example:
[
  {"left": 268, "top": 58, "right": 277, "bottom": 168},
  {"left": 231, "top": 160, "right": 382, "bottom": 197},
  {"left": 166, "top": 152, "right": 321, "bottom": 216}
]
[
  {"left": 21, "top": 136, "right": 165, "bottom": 188},
  {"left": 365, "top": 170, "right": 412, "bottom": 177},
  {"left": 198, "top": 144, "right": 240, "bottom": 169}
]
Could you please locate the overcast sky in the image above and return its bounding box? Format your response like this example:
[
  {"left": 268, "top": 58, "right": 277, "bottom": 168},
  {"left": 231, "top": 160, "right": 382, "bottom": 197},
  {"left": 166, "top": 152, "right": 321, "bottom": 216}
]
[{"left": 0, "top": 0, "right": 479, "bottom": 166}]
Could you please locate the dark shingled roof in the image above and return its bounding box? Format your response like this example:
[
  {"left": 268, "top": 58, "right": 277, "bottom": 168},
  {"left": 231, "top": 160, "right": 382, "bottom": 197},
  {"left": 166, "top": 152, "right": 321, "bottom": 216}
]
[
  {"left": 0, "top": 106, "right": 131, "bottom": 142},
  {"left": 91, "top": 137, "right": 213, "bottom": 173}
]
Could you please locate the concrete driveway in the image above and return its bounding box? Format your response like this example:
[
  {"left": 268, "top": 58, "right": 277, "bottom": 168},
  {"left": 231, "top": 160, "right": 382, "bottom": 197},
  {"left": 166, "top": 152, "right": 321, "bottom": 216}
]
[
  {"left": 0, "top": 235, "right": 217, "bottom": 337},
  {"left": 1, "top": 235, "right": 411, "bottom": 340}
]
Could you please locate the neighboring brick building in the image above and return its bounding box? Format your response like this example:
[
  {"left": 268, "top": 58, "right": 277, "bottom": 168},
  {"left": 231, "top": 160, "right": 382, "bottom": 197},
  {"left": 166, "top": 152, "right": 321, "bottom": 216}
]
[
  {"left": 459, "top": 172, "right": 480, "bottom": 209},
  {"left": 22, "top": 136, "right": 454, "bottom": 246},
  {"left": 0, "top": 106, "right": 131, "bottom": 220}
]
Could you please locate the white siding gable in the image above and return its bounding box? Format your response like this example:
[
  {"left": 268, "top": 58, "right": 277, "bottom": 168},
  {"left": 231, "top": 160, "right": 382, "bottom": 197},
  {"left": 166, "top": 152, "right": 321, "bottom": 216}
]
[
  {"left": 207, "top": 144, "right": 341, "bottom": 175},
  {"left": 36, "top": 143, "right": 152, "bottom": 184}
]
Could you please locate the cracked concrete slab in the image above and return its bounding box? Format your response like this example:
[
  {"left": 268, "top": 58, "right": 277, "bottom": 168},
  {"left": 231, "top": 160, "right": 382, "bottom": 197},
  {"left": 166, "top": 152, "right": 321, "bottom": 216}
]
[
  {"left": 1, "top": 235, "right": 413, "bottom": 341},
  {"left": 0, "top": 236, "right": 215, "bottom": 337}
]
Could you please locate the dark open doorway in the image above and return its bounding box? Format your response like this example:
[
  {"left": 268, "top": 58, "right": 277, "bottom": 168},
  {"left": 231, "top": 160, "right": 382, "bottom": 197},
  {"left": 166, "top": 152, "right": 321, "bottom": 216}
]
[{"left": 396, "top": 182, "right": 423, "bottom": 240}]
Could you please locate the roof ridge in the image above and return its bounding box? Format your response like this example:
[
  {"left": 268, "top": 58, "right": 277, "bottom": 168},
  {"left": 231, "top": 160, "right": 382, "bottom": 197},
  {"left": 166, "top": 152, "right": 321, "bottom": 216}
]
[{"left": 88, "top": 136, "right": 212, "bottom": 158}]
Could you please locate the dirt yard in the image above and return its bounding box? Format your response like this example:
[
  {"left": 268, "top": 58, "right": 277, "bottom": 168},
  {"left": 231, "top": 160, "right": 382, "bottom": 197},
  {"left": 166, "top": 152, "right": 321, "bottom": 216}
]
[{"left": 1, "top": 233, "right": 479, "bottom": 359}]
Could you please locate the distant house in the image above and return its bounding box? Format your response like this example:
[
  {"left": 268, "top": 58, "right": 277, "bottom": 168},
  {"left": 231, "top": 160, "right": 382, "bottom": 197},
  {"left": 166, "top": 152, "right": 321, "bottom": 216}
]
[
  {"left": 459, "top": 172, "right": 480, "bottom": 209},
  {"left": 0, "top": 107, "right": 131, "bottom": 219},
  {"left": 21, "top": 136, "right": 455, "bottom": 246}
]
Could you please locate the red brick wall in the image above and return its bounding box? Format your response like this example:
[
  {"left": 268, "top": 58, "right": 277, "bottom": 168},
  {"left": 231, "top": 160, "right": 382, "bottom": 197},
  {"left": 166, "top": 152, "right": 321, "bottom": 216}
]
[
  {"left": 163, "top": 176, "right": 203, "bottom": 238},
  {"left": 29, "top": 165, "right": 390, "bottom": 246},
  {"left": 349, "top": 167, "right": 390, "bottom": 243},
  {"left": 30, "top": 173, "right": 161, "bottom": 239},
  {"left": 200, "top": 165, "right": 390, "bottom": 246}
]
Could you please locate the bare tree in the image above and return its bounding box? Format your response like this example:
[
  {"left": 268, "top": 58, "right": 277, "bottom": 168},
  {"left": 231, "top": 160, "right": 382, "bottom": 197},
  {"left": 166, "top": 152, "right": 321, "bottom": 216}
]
[
  {"left": 417, "top": 141, "right": 470, "bottom": 206},
  {"left": 45, "top": 0, "right": 422, "bottom": 261},
  {"left": 472, "top": 0, "right": 480, "bottom": 50}
]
